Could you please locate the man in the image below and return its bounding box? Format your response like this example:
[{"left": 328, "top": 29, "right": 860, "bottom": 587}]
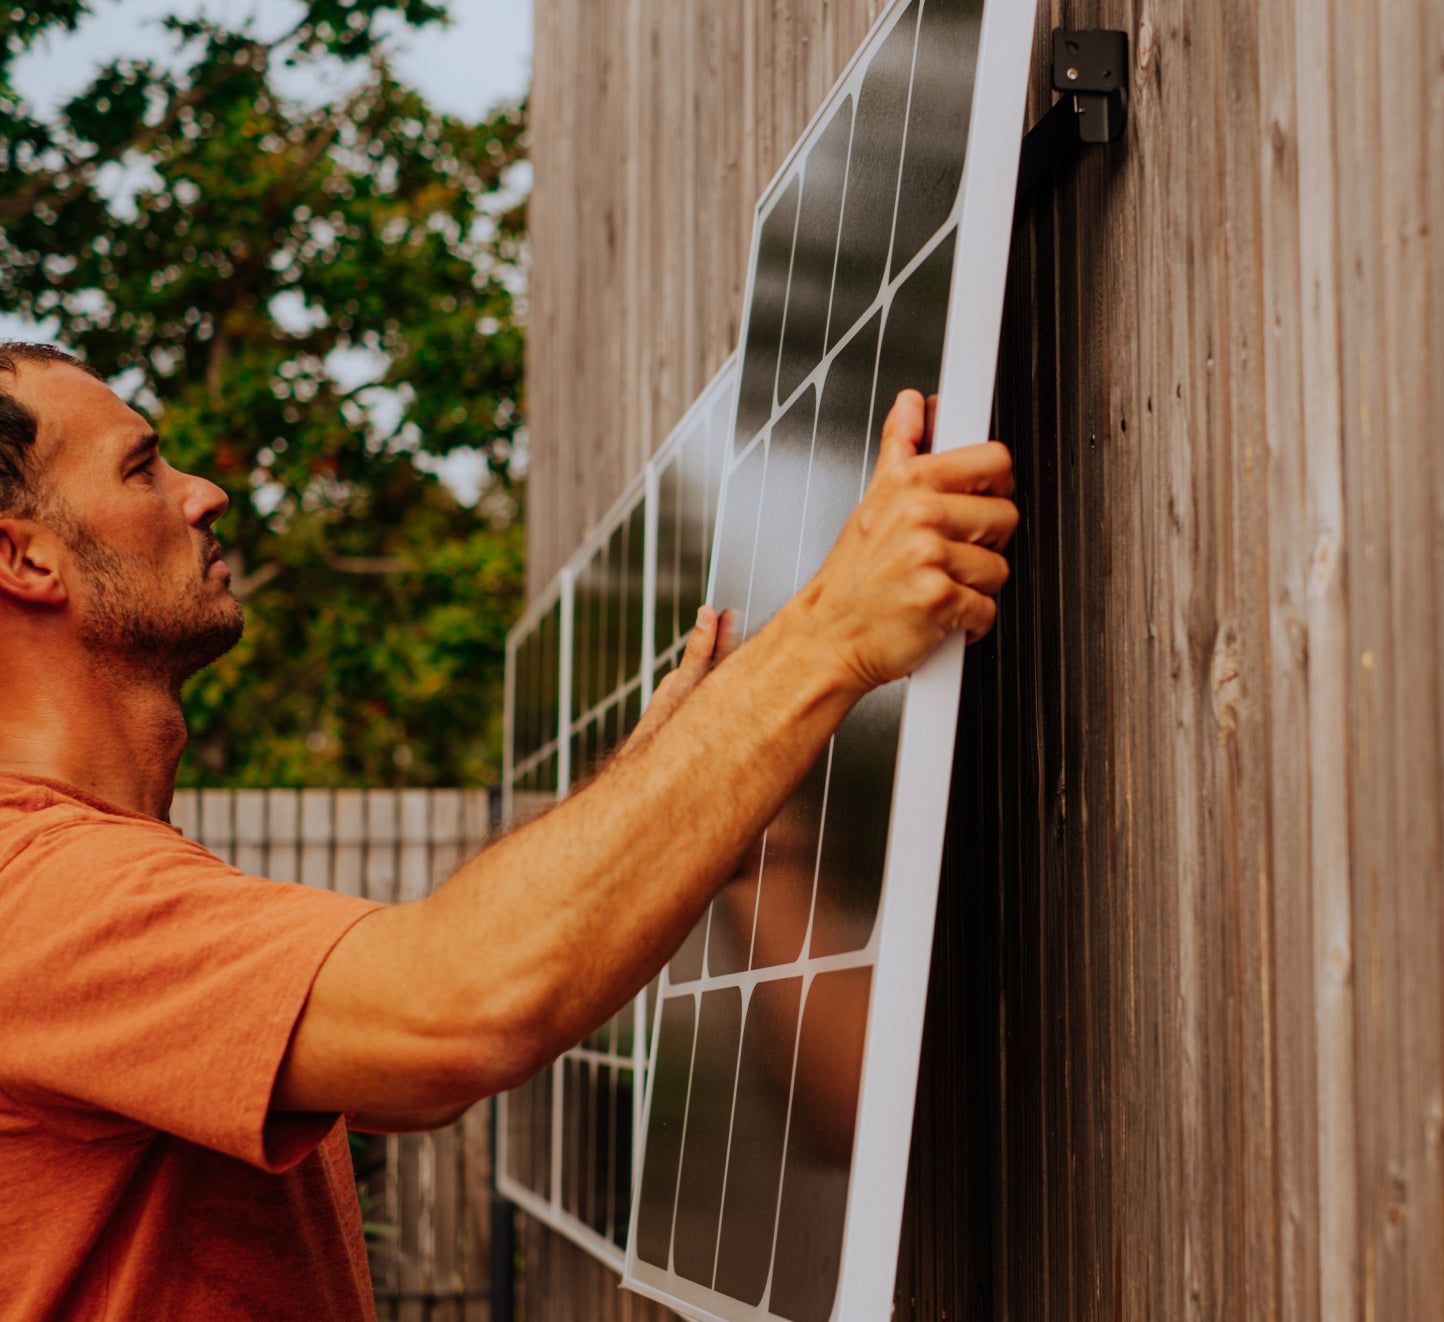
[{"left": 0, "top": 342, "right": 1016, "bottom": 1318}]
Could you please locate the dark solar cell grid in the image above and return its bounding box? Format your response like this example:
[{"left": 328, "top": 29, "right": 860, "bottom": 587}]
[
  {"left": 629, "top": 2, "right": 983, "bottom": 1316},
  {"left": 570, "top": 492, "right": 647, "bottom": 790},
  {"left": 499, "top": 361, "right": 738, "bottom": 1268},
  {"left": 508, "top": 596, "right": 562, "bottom": 799},
  {"left": 522, "top": 487, "right": 652, "bottom": 1262}
]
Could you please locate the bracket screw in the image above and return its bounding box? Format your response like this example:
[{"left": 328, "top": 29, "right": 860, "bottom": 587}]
[{"left": 1066, "top": 66, "right": 1079, "bottom": 80}]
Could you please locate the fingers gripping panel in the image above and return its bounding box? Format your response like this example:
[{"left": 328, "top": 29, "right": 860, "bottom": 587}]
[{"left": 627, "top": 1, "right": 1000, "bottom": 1317}]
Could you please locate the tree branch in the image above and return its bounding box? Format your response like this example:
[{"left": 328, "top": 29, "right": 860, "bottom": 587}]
[
  {"left": 232, "top": 560, "right": 284, "bottom": 600},
  {"left": 322, "top": 550, "right": 412, "bottom": 575},
  {"left": 0, "top": 49, "right": 260, "bottom": 227}
]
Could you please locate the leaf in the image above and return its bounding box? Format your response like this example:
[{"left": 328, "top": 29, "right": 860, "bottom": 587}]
[{"left": 2, "top": 1, "right": 528, "bottom": 788}]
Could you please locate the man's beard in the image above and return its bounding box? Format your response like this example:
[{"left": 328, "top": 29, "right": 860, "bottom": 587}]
[{"left": 64, "top": 515, "right": 245, "bottom": 691}]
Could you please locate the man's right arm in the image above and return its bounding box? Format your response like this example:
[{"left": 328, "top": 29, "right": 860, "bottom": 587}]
[{"left": 272, "top": 391, "right": 1016, "bottom": 1124}]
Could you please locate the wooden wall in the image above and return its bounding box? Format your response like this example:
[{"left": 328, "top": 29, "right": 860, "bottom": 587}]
[
  {"left": 527, "top": 0, "right": 1444, "bottom": 1318},
  {"left": 526, "top": 0, "right": 889, "bottom": 594}
]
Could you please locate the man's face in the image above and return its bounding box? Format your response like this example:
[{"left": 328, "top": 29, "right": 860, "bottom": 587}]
[{"left": 11, "top": 363, "right": 243, "bottom": 687}]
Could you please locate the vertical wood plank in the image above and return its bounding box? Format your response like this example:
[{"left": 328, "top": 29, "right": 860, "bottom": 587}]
[
  {"left": 334, "top": 789, "right": 366, "bottom": 899},
  {"left": 169, "top": 789, "right": 198, "bottom": 842},
  {"left": 460, "top": 789, "right": 492, "bottom": 855},
  {"left": 431, "top": 1123, "right": 460, "bottom": 1322},
  {"left": 233, "top": 790, "right": 266, "bottom": 878},
  {"left": 384, "top": 1132, "right": 403, "bottom": 1307},
  {"left": 461, "top": 1105, "right": 494, "bottom": 1322},
  {"left": 1255, "top": 0, "right": 1324, "bottom": 1316},
  {"left": 365, "top": 790, "right": 400, "bottom": 905},
  {"left": 398, "top": 788, "right": 431, "bottom": 904},
  {"left": 1330, "top": 0, "right": 1401, "bottom": 1316},
  {"left": 429, "top": 788, "right": 464, "bottom": 890},
  {"left": 300, "top": 788, "right": 333, "bottom": 891},
  {"left": 409, "top": 1130, "right": 436, "bottom": 1317},
  {"left": 199, "top": 789, "right": 233, "bottom": 865},
  {"left": 264, "top": 789, "right": 300, "bottom": 883},
  {"left": 1375, "top": 0, "right": 1443, "bottom": 1312}
]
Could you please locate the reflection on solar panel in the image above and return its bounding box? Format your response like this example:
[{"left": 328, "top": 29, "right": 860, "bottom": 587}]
[
  {"left": 623, "top": 1, "right": 1033, "bottom": 1318},
  {"left": 498, "top": 360, "right": 738, "bottom": 1267}
]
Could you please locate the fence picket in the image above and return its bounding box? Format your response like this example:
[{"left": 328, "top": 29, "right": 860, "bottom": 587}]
[
  {"left": 460, "top": 790, "right": 491, "bottom": 854},
  {"left": 300, "top": 789, "right": 334, "bottom": 890},
  {"left": 234, "top": 790, "right": 266, "bottom": 878},
  {"left": 170, "top": 790, "right": 199, "bottom": 842},
  {"left": 199, "top": 789, "right": 233, "bottom": 865},
  {"left": 399, "top": 789, "right": 432, "bottom": 905},
  {"left": 264, "top": 790, "right": 299, "bottom": 883},
  {"left": 334, "top": 790, "right": 366, "bottom": 898},
  {"left": 365, "top": 790, "right": 399, "bottom": 904}
]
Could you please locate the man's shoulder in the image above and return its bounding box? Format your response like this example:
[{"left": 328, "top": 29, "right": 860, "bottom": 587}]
[{"left": 0, "top": 773, "right": 200, "bottom": 880}]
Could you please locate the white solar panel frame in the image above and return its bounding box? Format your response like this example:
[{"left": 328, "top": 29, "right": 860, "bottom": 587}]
[
  {"left": 622, "top": 1, "right": 1035, "bottom": 1317},
  {"left": 497, "top": 358, "right": 739, "bottom": 1269}
]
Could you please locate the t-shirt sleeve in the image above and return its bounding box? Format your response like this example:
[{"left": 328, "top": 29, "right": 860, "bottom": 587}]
[{"left": 0, "top": 815, "right": 384, "bottom": 1172}]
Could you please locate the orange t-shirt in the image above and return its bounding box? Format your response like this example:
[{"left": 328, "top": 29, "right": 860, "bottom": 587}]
[{"left": 0, "top": 774, "right": 386, "bottom": 1321}]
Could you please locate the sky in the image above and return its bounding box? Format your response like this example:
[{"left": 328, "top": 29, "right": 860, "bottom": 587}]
[
  {"left": 3, "top": 0, "right": 533, "bottom": 502},
  {"left": 8, "top": 0, "right": 532, "bottom": 120}
]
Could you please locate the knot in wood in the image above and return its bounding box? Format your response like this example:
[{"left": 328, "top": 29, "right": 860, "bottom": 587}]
[{"left": 1210, "top": 627, "right": 1241, "bottom": 738}]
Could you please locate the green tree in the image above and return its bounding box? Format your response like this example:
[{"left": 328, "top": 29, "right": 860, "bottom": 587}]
[{"left": 0, "top": 0, "right": 527, "bottom": 787}]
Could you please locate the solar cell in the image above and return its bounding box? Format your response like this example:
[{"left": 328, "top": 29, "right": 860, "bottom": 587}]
[
  {"left": 571, "top": 494, "right": 647, "bottom": 791},
  {"left": 498, "top": 359, "right": 738, "bottom": 1268},
  {"left": 503, "top": 593, "right": 562, "bottom": 808},
  {"left": 734, "top": 179, "right": 800, "bottom": 450},
  {"left": 623, "top": 1, "right": 1033, "bottom": 1316}
]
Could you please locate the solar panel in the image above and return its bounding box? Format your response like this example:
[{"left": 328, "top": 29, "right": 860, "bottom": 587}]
[
  {"left": 498, "top": 359, "right": 739, "bottom": 1267},
  {"left": 622, "top": 2, "right": 1033, "bottom": 1317}
]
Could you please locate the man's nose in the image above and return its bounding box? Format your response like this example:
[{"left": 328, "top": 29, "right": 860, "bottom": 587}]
[{"left": 185, "top": 472, "right": 230, "bottom": 530}]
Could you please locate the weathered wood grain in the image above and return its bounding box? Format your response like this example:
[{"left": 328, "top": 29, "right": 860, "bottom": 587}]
[
  {"left": 527, "top": 0, "right": 886, "bottom": 593},
  {"left": 527, "top": 0, "right": 1444, "bottom": 1317}
]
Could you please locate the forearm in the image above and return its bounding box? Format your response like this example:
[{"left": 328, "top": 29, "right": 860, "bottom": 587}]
[{"left": 440, "top": 601, "right": 857, "bottom": 1034}]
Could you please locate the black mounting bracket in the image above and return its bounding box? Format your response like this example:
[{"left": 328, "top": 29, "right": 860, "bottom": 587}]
[{"left": 1016, "top": 29, "right": 1129, "bottom": 201}]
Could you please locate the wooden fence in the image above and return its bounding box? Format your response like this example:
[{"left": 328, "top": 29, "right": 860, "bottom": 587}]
[{"left": 170, "top": 788, "right": 502, "bottom": 1322}]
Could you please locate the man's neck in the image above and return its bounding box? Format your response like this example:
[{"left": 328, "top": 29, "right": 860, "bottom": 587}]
[{"left": 0, "top": 648, "right": 187, "bottom": 819}]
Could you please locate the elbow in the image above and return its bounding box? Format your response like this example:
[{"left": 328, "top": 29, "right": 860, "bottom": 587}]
[
  {"left": 418, "top": 965, "right": 578, "bottom": 1102},
  {"left": 391, "top": 894, "right": 602, "bottom": 1103}
]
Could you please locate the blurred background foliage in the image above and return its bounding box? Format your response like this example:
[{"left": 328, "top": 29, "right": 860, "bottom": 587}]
[{"left": 0, "top": 0, "right": 527, "bottom": 787}]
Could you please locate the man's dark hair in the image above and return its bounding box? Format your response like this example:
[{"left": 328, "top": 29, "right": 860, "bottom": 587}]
[{"left": 0, "top": 343, "right": 101, "bottom": 516}]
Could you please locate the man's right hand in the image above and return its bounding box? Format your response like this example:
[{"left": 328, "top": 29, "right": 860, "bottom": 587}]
[{"left": 776, "top": 388, "right": 1017, "bottom": 695}]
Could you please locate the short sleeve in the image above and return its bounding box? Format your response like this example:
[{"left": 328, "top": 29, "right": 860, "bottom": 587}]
[{"left": 0, "top": 816, "right": 384, "bottom": 1171}]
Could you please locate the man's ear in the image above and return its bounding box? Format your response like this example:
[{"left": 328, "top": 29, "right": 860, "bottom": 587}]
[{"left": 0, "top": 518, "right": 68, "bottom": 606}]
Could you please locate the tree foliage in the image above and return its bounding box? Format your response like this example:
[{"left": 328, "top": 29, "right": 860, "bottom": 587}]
[{"left": 1, "top": 0, "right": 527, "bottom": 787}]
